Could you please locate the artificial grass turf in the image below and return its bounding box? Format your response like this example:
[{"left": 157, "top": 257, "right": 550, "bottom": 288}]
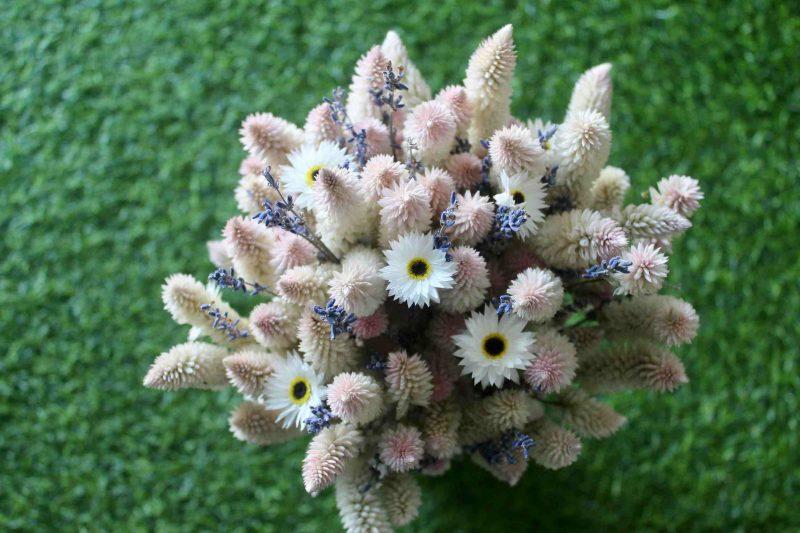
[{"left": 2, "top": 0, "right": 799, "bottom": 530}]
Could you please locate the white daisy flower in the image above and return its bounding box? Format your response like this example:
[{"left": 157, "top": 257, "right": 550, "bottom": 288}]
[
  {"left": 379, "top": 232, "right": 457, "bottom": 307},
  {"left": 261, "top": 352, "right": 326, "bottom": 429},
  {"left": 279, "top": 141, "right": 351, "bottom": 210},
  {"left": 452, "top": 305, "right": 536, "bottom": 388},
  {"left": 493, "top": 171, "right": 547, "bottom": 237}
]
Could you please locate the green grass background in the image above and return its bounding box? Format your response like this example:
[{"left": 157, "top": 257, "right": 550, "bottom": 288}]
[{"left": 2, "top": 0, "right": 799, "bottom": 530}]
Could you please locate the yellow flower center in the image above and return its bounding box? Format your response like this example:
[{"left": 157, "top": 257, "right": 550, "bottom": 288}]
[
  {"left": 289, "top": 377, "right": 311, "bottom": 405},
  {"left": 511, "top": 189, "right": 525, "bottom": 204},
  {"left": 481, "top": 333, "right": 508, "bottom": 359},
  {"left": 305, "top": 164, "right": 325, "bottom": 186},
  {"left": 406, "top": 257, "right": 431, "bottom": 280}
]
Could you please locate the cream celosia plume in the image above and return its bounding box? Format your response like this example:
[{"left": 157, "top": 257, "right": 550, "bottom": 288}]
[
  {"left": 302, "top": 423, "right": 363, "bottom": 495},
  {"left": 144, "top": 342, "right": 228, "bottom": 390},
  {"left": 578, "top": 340, "right": 688, "bottom": 394},
  {"left": 385, "top": 350, "right": 434, "bottom": 419},
  {"left": 557, "top": 388, "right": 627, "bottom": 439},
  {"left": 223, "top": 348, "right": 275, "bottom": 397},
  {"left": 381, "top": 473, "right": 422, "bottom": 527},
  {"left": 464, "top": 24, "right": 516, "bottom": 147},
  {"left": 229, "top": 401, "right": 303, "bottom": 446},
  {"left": 567, "top": 63, "right": 613, "bottom": 121}
]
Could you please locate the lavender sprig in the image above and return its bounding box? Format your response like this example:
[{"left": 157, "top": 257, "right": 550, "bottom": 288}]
[
  {"left": 303, "top": 402, "right": 335, "bottom": 435},
  {"left": 208, "top": 268, "right": 273, "bottom": 296},
  {"left": 370, "top": 62, "right": 407, "bottom": 159},
  {"left": 432, "top": 191, "right": 458, "bottom": 260},
  {"left": 313, "top": 299, "right": 356, "bottom": 340},
  {"left": 253, "top": 167, "right": 340, "bottom": 263},
  {"left": 366, "top": 353, "right": 386, "bottom": 371},
  {"left": 324, "top": 87, "right": 369, "bottom": 168},
  {"left": 470, "top": 430, "right": 536, "bottom": 465},
  {"left": 495, "top": 294, "right": 513, "bottom": 317},
  {"left": 199, "top": 303, "right": 249, "bottom": 341},
  {"left": 405, "top": 139, "right": 424, "bottom": 179},
  {"left": 491, "top": 205, "right": 528, "bottom": 241},
  {"left": 583, "top": 256, "right": 633, "bottom": 279}
]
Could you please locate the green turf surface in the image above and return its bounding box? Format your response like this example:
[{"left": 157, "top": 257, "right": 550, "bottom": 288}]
[{"left": 2, "top": 0, "right": 798, "bottom": 530}]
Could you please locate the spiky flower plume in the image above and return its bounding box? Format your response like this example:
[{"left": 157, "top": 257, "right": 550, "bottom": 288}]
[
  {"left": 229, "top": 401, "right": 304, "bottom": 446},
  {"left": 465, "top": 24, "right": 516, "bottom": 147},
  {"left": 567, "top": 63, "right": 613, "bottom": 121},
  {"left": 146, "top": 25, "right": 702, "bottom": 532},
  {"left": 302, "top": 423, "right": 363, "bottom": 495},
  {"left": 144, "top": 342, "right": 229, "bottom": 390},
  {"left": 385, "top": 350, "right": 434, "bottom": 419}
]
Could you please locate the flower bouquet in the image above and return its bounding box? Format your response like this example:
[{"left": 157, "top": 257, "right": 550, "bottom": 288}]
[{"left": 144, "top": 25, "right": 702, "bottom": 532}]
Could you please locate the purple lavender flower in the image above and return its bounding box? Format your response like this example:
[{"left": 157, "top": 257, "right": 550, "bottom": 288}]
[
  {"left": 583, "top": 256, "right": 633, "bottom": 279},
  {"left": 313, "top": 299, "right": 357, "bottom": 340},
  {"left": 304, "top": 402, "right": 335, "bottom": 435},
  {"left": 199, "top": 303, "right": 249, "bottom": 341}
]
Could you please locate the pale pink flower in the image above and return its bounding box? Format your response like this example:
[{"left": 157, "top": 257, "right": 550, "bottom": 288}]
[
  {"left": 378, "top": 179, "right": 432, "bottom": 245},
  {"left": 523, "top": 330, "right": 577, "bottom": 394},
  {"left": 379, "top": 425, "right": 424, "bottom": 472},
  {"left": 238, "top": 155, "right": 266, "bottom": 176},
  {"left": 439, "top": 246, "right": 490, "bottom": 313},
  {"left": 449, "top": 191, "right": 494, "bottom": 246},
  {"left": 418, "top": 167, "right": 456, "bottom": 217},
  {"left": 507, "top": 267, "right": 564, "bottom": 322},
  {"left": 350, "top": 308, "right": 389, "bottom": 339},
  {"left": 649, "top": 175, "right": 704, "bottom": 218},
  {"left": 445, "top": 152, "right": 483, "bottom": 190},
  {"left": 304, "top": 103, "right": 340, "bottom": 146},
  {"left": 489, "top": 125, "right": 546, "bottom": 177},
  {"left": 614, "top": 243, "right": 669, "bottom": 296},
  {"left": 360, "top": 154, "right": 409, "bottom": 202},
  {"left": 403, "top": 100, "right": 457, "bottom": 162},
  {"left": 270, "top": 229, "right": 317, "bottom": 274},
  {"left": 352, "top": 117, "right": 392, "bottom": 160},
  {"left": 249, "top": 301, "right": 295, "bottom": 351},
  {"left": 435, "top": 85, "right": 473, "bottom": 134},
  {"left": 327, "top": 372, "right": 384, "bottom": 426},
  {"left": 239, "top": 112, "right": 303, "bottom": 164}
]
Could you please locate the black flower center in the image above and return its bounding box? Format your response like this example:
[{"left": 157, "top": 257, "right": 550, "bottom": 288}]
[
  {"left": 407, "top": 258, "right": 431, "bottom": 280},
  {"left": 482, "top": 334, "right": 507, "bottom": 359},
  {"left": 512, "top": 191, "right": 525, "bottom": 204},
  {"left": 292, "top": 380, "right": 308, "bottom": 400}
]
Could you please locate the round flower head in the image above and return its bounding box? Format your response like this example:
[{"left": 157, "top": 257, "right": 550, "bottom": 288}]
[
  {"left": 352, "top": 117, "right": 392, "bottom": 160},
  {"left": 494, "top": 171, "right": 547, "bottom": 238},
  {"left": 649, "top": 175, "right": 703, "bottom": 218},
  {"left": 239, "top": 155, "right": 266, "bottom": 177},
  {"left": 613, "top": 243, "right": 669, "bottom": 296},
  {"left": 507, "top": 267, "right": 564, "bottom": 323},
  {"left": 261, "top": 352, "right": 326, "bottom": 429},
  {"left": 279, "top": 141, "right": 351, "bottom": 210},
  {"left": 380, "top": 233, "right": 456, "bottom": 307},
  {"left": 361, "top": 154, "right": 409, "bottom": 202},
  {"left": 449, "top": 191, "right": 495, "bottom": 246},
  {"left": 403, "top": 100, "right": 457, "bottom": 162},
  {"left": 445, "top": 152, "right": 483, "bottom": 190},
  {"left": 489, "top": 125, "right": 546, "bottom": 177},
  {"left": 239, "top": 112, "right": 303, "bottom": 164},
  {"left": 435, "top": 85, "right": 472, "bottom": 134},
  {"left": 452, "top": 305, "right": 536, "bottom": 388}
]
